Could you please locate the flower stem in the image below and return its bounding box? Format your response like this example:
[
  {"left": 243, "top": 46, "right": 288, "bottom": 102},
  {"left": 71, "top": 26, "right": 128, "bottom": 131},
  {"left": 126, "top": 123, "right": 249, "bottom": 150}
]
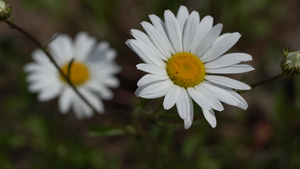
[
  {"left": 4, "top": 20, "right": 99, "bottom": 114},
  {"left": 238, "top": 73, "right": 285, "bottom": 94}
]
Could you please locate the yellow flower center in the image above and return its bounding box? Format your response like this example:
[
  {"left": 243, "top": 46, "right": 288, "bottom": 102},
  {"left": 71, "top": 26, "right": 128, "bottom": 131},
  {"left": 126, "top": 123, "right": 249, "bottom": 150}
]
[
  {"left": 166, "top": 52, "right": 205, "bottom": 88},
  {"left": 59, "top": 61, "right": 90, "bottom": 86}
]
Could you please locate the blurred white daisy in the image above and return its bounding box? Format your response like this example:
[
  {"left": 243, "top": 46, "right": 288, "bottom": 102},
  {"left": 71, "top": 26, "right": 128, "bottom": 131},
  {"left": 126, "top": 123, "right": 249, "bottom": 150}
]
[
  {"left": 24, "top": 32, "right": 121, "bottom": 119},
  {"left": 126, "top": 6, "right": 254, "bottom": 129}
]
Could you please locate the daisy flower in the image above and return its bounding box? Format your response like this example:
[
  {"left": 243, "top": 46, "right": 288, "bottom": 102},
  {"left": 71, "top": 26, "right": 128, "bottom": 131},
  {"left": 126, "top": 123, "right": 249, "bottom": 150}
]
[
  {"left": 24, "top": 32, "right": 121, "bottom": 119},
  {"left": 126, "top": 6, "right": 254, "bottom": 129}
]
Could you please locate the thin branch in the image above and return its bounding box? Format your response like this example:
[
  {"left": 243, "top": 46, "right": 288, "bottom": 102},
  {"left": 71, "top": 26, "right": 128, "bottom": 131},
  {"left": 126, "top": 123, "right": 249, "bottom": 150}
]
[
  {"left": 238, "top": 73, "right": 285, "bottom": 94},
  {"left": 67, "top": 59, "right": 75, "bottom": 80}
]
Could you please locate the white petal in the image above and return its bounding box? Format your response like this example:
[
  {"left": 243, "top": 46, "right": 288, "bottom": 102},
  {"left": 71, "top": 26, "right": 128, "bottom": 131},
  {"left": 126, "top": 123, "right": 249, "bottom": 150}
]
[
  {"left": 177, "top": 6, "right": 189, "bottom": 32},
  {"left": 72, "top": 96, "right": 92, "bottom": 119},
  {"left": 184, "top": 96, "right": 194, "bottom": 130},
  {"left": 137, "top": 74, "right": 169, "bottom": 87},
  {"left": 226, "top": 89, "right": 248, "bottom": 110},
  {"left": 86, "top": 82, "right": 113, "bottom": 100},
  {"left": 130, "top": 29, "right": 167, "bottom": 61},
  {"left": 205, "top": 75, "right": 251, "bottom": 90},
  {"left": 135, "top": 80, "right": 173, "bottom": 99},
  {"left": 163, "top": 85, "right": 180, "bottom": 110},
  {"left": 26, "top": 74, "right": 57, "bottom": 83},
  {"left": 25, "top": 65, "right": 57, "bottom": 82},
  {"left": 24, "top": 63, "right": 55, "bottom": 74},
  {"left": 202, "top": 81, "right": 247, "bottom": 109},
  {"left": 183, "top": 11, "right": 200, "bottom": 52},
  {"left": 202, "top": 82, "right": 238, "bottom": 107},
  {"left": 206, "top": 64, "right": 255, "bottom": 74},
  {"left": 58, "top": 88, "right": 74, "bottom": 114},
  {"left": 202, "top": 108, "right": 217, "bottom": 128},
  {"left": 191, "top": 16, "right": 214, "bottom": 53},
  {"left": 201, "top": 32, "right": 241, "bottom": 63},
  {"left": 149, "top": 14, "right": 175, "bottom": 55},
  {"left": 37, "top": 83, "right": 62, "bottom": 101},
  {"left": 136, "top": 63, "right": 166, "bottom": 75},
  {"left": 23, "top": 63, "right": 38, "bottom": 73},
  {"left": 31, "top": 49, "right": 51, "bottom": 65},
  {"left": 91, "top": 62, "right": 121, "bottom": 76},
  {"left": 89, "top": 42, "right": 115, "bottom": 63},
  {"left": 187, "top": 87, "right": 211, "bottom": 110},
  {"left": 164, "top": 10, "right": 183, "bottom": 53},
  {"left": 28, "top": 79, "right": 60, "bottom": 93},
  {"left": 214, "top": 33, "right": 231, "bottom": 43},
  {"left": 73, "top": 98, "right": 84, "bottom": 119},
  {"left": 100, "top": 77, "right": 120, "bottom": 88},
  {"left": 97, "top": 41, "right": 109, "bottom": 50},
  {"left": 195, "top": 24, "right": 223, "bottom": 57},
  {"left": 204, "top": 53, "right": 252, "bottom": 68},
  {"left": 104, "top": 49, "right": 117, "bottom": 61},
  {"left": 196, "top": 84, "right": 224, "bottom": 111},
  {"left": 140, "top": 22, "right": 170, "bottom": 60},
  {"left": 74, "top": 32, "right": 96, "bottom": 61},
  {"left": 97, "top": 42, "right": 117, "bottom": 61},
  {"left": 48, "top": 34, "right": 73, "bottom": 65},
  {"left": 175, "top": 88, "right": 190, "bottom": 119},
  {"left": 80, "top": 88, "right": 104, "bottom": 113},
  {"left": 126, "top": 39, "right": 165, "bottom": 67},
  {"left": 126, "top": 40, "right": 134, "bottom": 51}
]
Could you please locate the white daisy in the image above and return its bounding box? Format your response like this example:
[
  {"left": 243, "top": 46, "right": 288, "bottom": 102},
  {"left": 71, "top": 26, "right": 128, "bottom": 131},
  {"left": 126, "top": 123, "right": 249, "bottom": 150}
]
[
  {"left": 24, "top": 32, "right": 121, "bottom": 119},
  {"left": 126, "top": 6, "right": 254, "bottom": 129}
]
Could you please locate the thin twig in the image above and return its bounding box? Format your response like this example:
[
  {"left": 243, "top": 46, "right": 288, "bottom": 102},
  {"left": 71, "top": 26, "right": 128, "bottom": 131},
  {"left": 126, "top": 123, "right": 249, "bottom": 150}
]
[
  {"left": 238, "top": 73, "right": 285, "bottom": 94},
  {"left": 67, "top": 59, "right": 75, "bottom": 81}
]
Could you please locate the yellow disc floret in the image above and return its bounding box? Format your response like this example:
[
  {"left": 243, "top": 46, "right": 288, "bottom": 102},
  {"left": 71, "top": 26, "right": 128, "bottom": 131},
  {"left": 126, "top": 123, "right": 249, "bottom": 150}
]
[
  {"left": 166, "top": 52, "right": 205, "bottom": 88},
  {"left": 60, "top": 61, "right": 90, "bottom": 86}
]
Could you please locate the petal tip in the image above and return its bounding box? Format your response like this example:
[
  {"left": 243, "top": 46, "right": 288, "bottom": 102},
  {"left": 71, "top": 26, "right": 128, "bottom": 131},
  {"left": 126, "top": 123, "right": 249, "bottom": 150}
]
[{"left": 184, "top": 119, "right": 192, "bottom": 130}]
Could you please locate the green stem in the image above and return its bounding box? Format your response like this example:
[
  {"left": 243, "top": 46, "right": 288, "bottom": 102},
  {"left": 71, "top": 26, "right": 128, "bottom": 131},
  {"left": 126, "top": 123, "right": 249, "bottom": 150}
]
[
  {"left": 67, "top": 59, "right": 75, "bottom": 80},
  {"left": 4, "top": 20, "right": 99, "bottom": 114},
  {"left": 239, "top": 73, "right": 285, "bottom": 94}
]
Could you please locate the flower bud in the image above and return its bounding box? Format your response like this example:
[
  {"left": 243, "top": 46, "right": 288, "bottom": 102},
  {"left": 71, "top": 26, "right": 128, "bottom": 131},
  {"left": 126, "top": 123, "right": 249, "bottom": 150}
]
[
  {"left": 281, "top": 48, "right": 300, "bottom": 76},
  {"left": 0, "top": 0, "right": 11, "bottom": 22}
]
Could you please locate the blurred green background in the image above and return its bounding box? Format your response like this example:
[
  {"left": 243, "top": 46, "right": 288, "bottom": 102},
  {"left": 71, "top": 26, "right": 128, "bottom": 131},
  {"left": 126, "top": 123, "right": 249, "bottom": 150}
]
[{"left": 1, "top": 0, "right": 300, "bottom": 168}]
